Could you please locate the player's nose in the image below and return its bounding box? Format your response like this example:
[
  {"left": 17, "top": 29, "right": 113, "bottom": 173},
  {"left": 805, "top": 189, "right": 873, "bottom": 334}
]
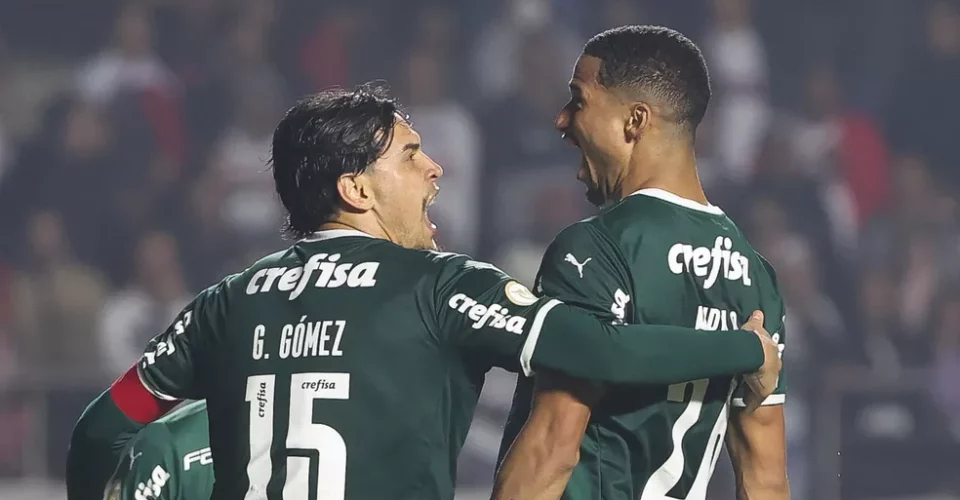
[
  {"left": 555, "top": 108, "right": 570, "bottom": 133},
  {"left": 425, "top": 154, "right": 443, "bottom": 179}
]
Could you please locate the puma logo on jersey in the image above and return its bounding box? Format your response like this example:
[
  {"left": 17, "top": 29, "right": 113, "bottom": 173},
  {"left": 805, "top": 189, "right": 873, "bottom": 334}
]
[
  {"left": 668, "top": 236, "right": 752, "bottom": 289},
  {"left": 564, "top": 253, "right": 591, "bottom": 278},
  {"left": 183, "top": 447, "right": 212, "bottom": 470},
  {"left": 247, "top": 253, "right": 379, "bottom": 299},
  {"left": 610, "top": 289, "right": 631, "bottom": 325},
  {"left": 128, "top": 448, "right": 143, "bottom": 470},
  {"left": 133, "top": 465, "right": 170, "bottom": 500},
  {"left": 448, "top": 293, "right": 528, "bottom": 334}
]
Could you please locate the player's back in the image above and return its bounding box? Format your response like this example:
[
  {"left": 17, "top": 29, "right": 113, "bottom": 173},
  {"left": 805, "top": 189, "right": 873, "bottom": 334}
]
[
  {"left": 176, "top": 231, "right": 490, "bottom": 500},
  {"left": 580, "top": 190, "right": 783, "bottom": 499},
  {"left": 503, "top": 189, "right": 784, "bottom": 500}
]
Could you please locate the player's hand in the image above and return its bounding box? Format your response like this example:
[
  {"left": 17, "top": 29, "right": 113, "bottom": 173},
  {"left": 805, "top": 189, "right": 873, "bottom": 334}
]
[{"left": 739, "top": 310, "right": 781, "bottom": 414}]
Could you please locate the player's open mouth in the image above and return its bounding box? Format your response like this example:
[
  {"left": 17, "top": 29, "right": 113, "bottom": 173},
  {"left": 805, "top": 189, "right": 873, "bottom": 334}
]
[
  {"left": 562, "top": 131, "right": 581, "bottom": 149},
  {"left": 425, "top": 193, "right": 438, "bottom": 234}
]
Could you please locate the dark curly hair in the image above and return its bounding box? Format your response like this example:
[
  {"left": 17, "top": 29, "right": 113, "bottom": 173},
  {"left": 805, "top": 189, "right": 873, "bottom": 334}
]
[{"left": 270, "top": 84, "right": 404, "bottom": 239}]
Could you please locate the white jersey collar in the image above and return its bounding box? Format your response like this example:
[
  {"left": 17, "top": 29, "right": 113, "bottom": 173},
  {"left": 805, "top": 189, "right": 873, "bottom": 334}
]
[
  {"left": 629, "top": 188, "right": 724, "bottom": 215},
  {"left": 302, "top": 229, "right": 375, "bottom": 241}
]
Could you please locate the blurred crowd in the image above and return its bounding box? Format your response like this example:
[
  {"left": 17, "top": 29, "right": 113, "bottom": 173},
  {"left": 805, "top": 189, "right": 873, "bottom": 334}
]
[{"left": 0, "top": 0, "right": 959, "bottom": 498}]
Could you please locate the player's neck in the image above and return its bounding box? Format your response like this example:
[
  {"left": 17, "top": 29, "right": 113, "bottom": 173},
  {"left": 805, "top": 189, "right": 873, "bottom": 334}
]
[
  {"left": 620, "top": 146, "right": 708, "bottom": 205},
  {"left": 317, "top": 217, "right": 386, "bottom": 241}
]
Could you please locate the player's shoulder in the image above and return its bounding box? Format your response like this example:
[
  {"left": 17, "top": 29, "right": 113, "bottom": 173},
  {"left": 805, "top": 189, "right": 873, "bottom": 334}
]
[
  {"left": 751, "top": 249, "right": 785, "bottom": 307},
  {"left": 156, "top": 400, "right": 208, "bottom": 433},
  {"left": 549, "top": 216, "right": 618, "bottom": 252},
  {"left": 120, "top": 418, "right": 177, "bottom": 466},
  {"left": 422, "top": 251, "right": 513, "bottom": 286},
  {"left": 547, "top": 193, "right": 683, "bottom": 256}
]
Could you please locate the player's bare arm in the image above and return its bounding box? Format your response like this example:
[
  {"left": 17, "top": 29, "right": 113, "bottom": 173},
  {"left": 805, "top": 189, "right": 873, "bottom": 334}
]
[
  {"left": 726, "top": 404, "right": 790, "bottom": 500},
  {"left": 492, "top": 372, "right": 601, "bottom": 500}
]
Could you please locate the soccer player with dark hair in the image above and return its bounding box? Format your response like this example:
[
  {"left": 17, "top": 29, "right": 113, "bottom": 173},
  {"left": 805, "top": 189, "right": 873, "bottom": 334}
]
[
  {"left": 494, "top": 26, "right": 790, "bottom": 500},
  {"left": 66, "top": 85, "right": 781, "bottom": 500}
]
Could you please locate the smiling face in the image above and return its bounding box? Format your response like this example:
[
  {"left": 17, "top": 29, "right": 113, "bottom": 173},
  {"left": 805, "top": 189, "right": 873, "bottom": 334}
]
[
  {"left": 357, "top": 120, "right": 443, "bottom": 250},
  {"left": 555, "top": 54, "right": 634, "bottom": 206}
]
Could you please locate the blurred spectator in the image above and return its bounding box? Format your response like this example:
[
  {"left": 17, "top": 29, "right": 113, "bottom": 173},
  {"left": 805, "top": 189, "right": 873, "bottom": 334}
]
[
  {"left": 98, "top": 231, "right": 190, "bottom": 375},
  {"left": 854, "top": 270, "right": 931, "bottom": 375},
  {"left": 200, "top": 74, "right": 284, "bottom": 252},
  {"left": 702, "top": 0, "right": 771, "bottom": 186},
  {"left": 0, "top": 98, "right": 139, "bottom": 283},
  {"left": 594, "top": 0, "right": 647, "bottom": 32},
  {"left": 76, "top": 3, "right": 176, "bottom": 107},
  {"left": 931, "top": 288, "right": 960, "bottom": 440},
  {"left": 860, "top": 157, "right": 960, "bottom": 279},
  {"left": 156, "top": 0, "right": 225, "bottom": 83},
  {"left": 296, "top": 3, "right": 361, "bottom": 91},
  {"left": 155, "top": 0, "right": 231, "bottom": 157},
  {"left": 411, "top": 2, "right": 458, "bottom": 61},
  {"left": 471, "top": 0, "right": 581, "bottom": 104},
  {"left": 0, "top": 96, "right": 72, "bottom": 262},
  {"left": 888, "top": 0, "right": 960, "bottom": 190},
  {"left": 481, "top": 28, "right": 571, "bottom": 171},
  {"left": 748, "top": 197, "right": 844, "bottom": 363},
  {"left": 748, "top": 129, "right": 840, "bottom": 268},
  {"left": 0, "top": 36, "right": 9, "bottom": 183},
  {"left": 226, "top": 2, "right": 283, "bottom": 92},
  {"left": 790, "top": 65, "right": 890, "bottom": 255},
  {"left": 8, "top": 210, "right": 107, "bottom": 376},
  {"left": 401, "top": 45, "right": 482, "bottom": 254}
]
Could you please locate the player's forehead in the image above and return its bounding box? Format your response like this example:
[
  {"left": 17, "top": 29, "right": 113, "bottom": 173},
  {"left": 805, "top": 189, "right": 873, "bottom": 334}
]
[
  {"left": 569, "top": 54, "right": 604, "bottom": 95},
  {"left": 381, "top": 117, "right": 421, "bottom": 157}
]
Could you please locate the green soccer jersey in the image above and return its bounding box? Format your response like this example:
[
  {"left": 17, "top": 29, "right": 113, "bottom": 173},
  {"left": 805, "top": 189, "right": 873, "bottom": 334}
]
[
  {"left": 132, "top": 229, "right": 766, "bottom": 500},
  {"left": 499, "top": 189, "right": 786, "bottom": 500},
  {"left": 103, "top": 401, "right": 212, "bottom": 500}
]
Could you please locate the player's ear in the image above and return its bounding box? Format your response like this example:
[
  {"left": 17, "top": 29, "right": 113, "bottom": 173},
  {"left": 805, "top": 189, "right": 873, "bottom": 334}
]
[
  {"left": 624, "top": 102, "right": 651, "bottom": 142},
  {"left": 336, "top": 173, "right": 374, "bottom": 212}
]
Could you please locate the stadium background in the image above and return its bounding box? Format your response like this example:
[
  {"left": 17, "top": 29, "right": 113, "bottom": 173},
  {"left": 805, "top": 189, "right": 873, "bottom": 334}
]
[{"left": 0, "top": 0, "right": 958, "bottom": 498}]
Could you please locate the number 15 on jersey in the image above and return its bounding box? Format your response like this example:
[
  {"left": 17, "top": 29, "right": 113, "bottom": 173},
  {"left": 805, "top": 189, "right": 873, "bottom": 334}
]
[{"left": 244, "top": 373, "right": 350, "bottom": 500}]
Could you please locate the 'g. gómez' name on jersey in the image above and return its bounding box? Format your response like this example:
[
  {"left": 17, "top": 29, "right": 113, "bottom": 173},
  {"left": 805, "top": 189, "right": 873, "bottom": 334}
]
[
  {"left": 668, "top": 236, "right": 752, "bottom": 289},
  {"left": 246, "top": 253, "right": 379, "bottom": 300},
  {"left": 251, "top": 317, "right": 347, "bottom": 361}
]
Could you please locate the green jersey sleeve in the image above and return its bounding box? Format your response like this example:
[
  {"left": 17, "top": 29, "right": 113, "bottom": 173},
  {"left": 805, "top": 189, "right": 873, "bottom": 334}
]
[
  {"left": 732, "top": 255, "right": 787, "bottom": 407},
  {"left": 535, "top": 221, "right": 633, "bottom": 323},
  {"left": 500, "top": 221, "right": 631, "bottom": 460},
  {"left": 136, "top": 279, "right": 230, "bottom": 401},
  {"left": 104, "top": 425, "right": 178, "bottom": 500},
  {"left": 431, "top": 255, "right": 555, "bottom": 373},
  {"left": 732, "top": 303, "right": 787, "bottom": 408},
  {"left": 431, "top": 254, "right": 765, "bottom": 383}
]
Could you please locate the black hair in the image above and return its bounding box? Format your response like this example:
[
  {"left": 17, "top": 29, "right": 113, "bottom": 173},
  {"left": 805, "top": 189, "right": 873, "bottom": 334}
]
[
  {"left": 583, "top": 25, "right": 711, "bottom": 133},
  {"left": 270, "top": 84, "right": 403, "bottom": 239}
]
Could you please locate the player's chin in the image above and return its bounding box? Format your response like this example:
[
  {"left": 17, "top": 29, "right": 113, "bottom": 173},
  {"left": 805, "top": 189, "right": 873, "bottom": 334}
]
[{"left": 585, "top": 186, "right": 605, "bottom": 207}]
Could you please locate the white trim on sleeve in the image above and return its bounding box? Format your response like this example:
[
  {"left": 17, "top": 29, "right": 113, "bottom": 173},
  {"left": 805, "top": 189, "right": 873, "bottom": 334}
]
[
  {"left": 136, "top": 363, "right": 179, "bottom": 401},
  {"left": 519, "top": 299, "right": 563, "bottom": 377},
  {"left": 731, "top": 393, "right": 786, "bottom": 407}
]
